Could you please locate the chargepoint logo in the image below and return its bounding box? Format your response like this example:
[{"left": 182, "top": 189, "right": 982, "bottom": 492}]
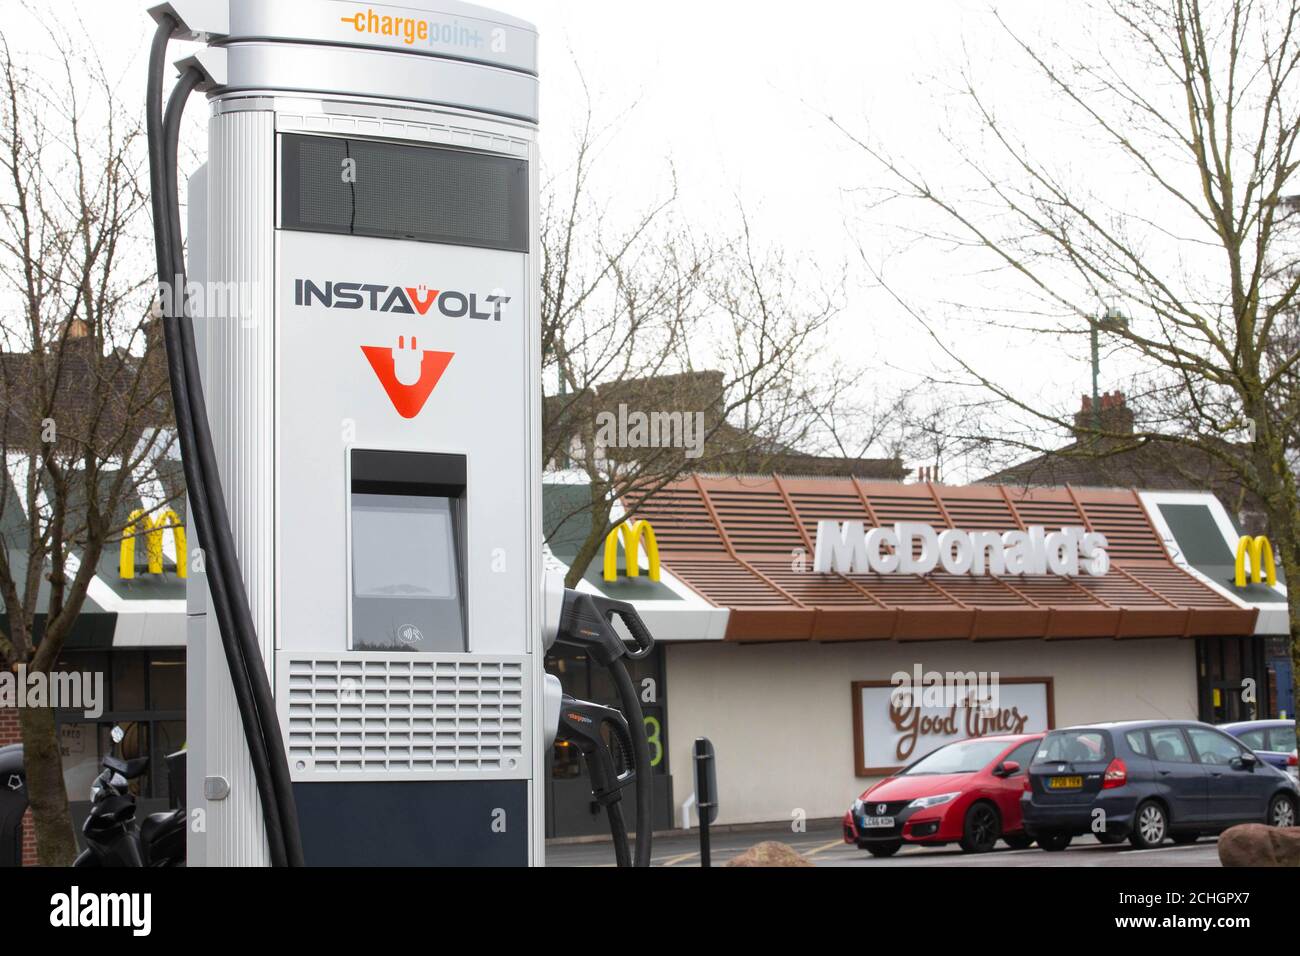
[
  {"left": 339, "top": 7, "right": 510, "bottom": 54},
  {"left": 293, "top": 279, "right": 511, "bottom": 321}
]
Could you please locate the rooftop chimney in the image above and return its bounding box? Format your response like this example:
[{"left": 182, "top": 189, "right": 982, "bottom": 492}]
[{"left": 1074, "top": 391, "right": 1134, "bottom": 436}]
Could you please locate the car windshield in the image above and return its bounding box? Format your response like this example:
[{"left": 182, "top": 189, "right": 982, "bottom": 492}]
[
  {"left": 1035, "top": 731, "right": 1109, "bottom": 763},
  {"left": 902, "top": 739, "right": 1010, "bottom": 775}
]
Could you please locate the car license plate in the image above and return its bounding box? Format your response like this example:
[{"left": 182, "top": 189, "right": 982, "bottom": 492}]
[
  {"left": 860, "top": 816, "right": 894, "bottom": 829},
  {"left": 1048, "top": 775, "right": 1083, "bottom": 789}
]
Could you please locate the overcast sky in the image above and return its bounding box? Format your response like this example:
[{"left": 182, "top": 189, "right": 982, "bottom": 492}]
[{"left": 4, "top": 1, "right": 1198, "bottom": 475}]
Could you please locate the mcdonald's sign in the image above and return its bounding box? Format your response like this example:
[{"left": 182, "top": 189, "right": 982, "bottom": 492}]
[
  {"left": 1234, "top": 535, "right": 1276, "bottom": 588},
  {"left": 603, "top": 519, "right": 660, "bottom": 583},
  {"left": 120, "top": 509, "right": 187, "bottom": 580}
]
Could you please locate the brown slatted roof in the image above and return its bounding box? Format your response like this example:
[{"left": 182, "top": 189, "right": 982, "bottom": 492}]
[{"left": 626, "top": 476, "right": 1256, "bottom": 642}]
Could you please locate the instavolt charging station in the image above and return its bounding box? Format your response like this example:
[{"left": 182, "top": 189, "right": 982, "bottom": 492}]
[{"left": 146, "top": 0, "right": 654, "bottom": 867}]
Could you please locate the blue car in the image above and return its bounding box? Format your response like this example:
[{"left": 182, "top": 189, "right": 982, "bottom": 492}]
[
  {"left": 1220, "top": 719, "right": 1297, "bottom": 781},
  {"left": 1021, "top": 720, "right": 1299, "bottom": 851}
]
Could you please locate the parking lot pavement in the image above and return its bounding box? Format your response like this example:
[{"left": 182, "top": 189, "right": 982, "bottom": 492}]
[
  {"left": 544, "top": 821, "right": 1224, "bottom": 867},
  {"left": 813, "top": 834, "right": 1223, "bottom": 867}
]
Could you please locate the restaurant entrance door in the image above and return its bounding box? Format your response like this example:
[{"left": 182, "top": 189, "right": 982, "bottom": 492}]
[{"left": 1197, "top": 636, "right": 1270, "bottom": 723}]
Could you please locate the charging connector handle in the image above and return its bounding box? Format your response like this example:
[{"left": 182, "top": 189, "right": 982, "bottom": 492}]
[
  {"left": 554, "top": 589, "right": 655, "bottom": 867},
  {"left": 557, "top": 593, "right": 654, "bottom": 665},
  {"left": 555, "top": 695, "right": 636, "bottom": 804}
]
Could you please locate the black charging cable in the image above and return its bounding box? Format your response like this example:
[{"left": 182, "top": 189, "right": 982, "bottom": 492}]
[{"left": 147, "top": 15, "right": 303, "bottom": 866}]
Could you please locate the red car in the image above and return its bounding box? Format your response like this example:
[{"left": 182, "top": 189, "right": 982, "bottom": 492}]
[{"left": 842, "top": 733, "right": 1044, "bottom": 857}]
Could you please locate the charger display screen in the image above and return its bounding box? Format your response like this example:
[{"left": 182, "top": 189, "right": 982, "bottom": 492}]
[
  {"left": 281, "top": 133, "right": 529, "bottom": 253},
  {"left": 351, "top": 495, "right": 456, "bottom": 600},
  {"left": 349, "top": 450, "right": 468, "bottom": 653}
]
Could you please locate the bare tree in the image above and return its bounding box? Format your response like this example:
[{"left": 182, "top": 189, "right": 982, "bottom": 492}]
[
  {"left": 836, "top": 0, "right": 1300, "bottom": 740},
  {"left": 0, "top": 31, "right": 178, "bottom": 865},
  {"left": 803, "top": 376, "right": 999, "bottom": 483},
  {"left": 897, "top": 391, "right": 1000, "bottom": 483},
  {"left": 543, "top": 100, "right": 838, "bottom": 587},
  {"left": 802, "top": 374, "right": 912, "bottom": 465}
]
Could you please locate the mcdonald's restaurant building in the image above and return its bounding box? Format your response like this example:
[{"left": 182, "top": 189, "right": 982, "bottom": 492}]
[
  {"left": 543, "top": 476, "right": 1293, "bottom": 835},
  {"left": 5, "top": 474, "right": 1290, "bottom": 856}
]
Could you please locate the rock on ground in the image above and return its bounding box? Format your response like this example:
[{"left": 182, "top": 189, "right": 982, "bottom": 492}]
[
  {"left": 1218, "top": 824, "right": 1300, "bottom": 867},
  {"left": 725, "top": 841, "right": 814, "bottom": 867}
]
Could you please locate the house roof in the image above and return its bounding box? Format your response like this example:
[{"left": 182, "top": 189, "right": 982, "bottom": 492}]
[
  {"left": 543, "top": 368, "right": 907, "bottom": 480},
  {"left": 979, "top": 392, "right": 1265, "bottom": 532}
]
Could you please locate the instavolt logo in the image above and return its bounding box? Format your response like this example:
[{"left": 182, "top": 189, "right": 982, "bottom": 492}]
[
  {"left": 294, "top": 278, "right": 511, "bottom": 321},
  {"left": 292, "top": 277, "right": 513, "bottom": 418}
]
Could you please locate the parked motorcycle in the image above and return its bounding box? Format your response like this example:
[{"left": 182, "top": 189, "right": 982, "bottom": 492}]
[
  {"left": 0, "top": 743, "right": 27, "bottom": 866},
  {"left": 73, "top": 725, "right": 186, "bottom": 867}
]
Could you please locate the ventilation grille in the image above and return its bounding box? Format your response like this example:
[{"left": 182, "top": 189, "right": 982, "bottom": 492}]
[
  {"left": 281, "top": 654, "right": 528, "bottom": 781},
  {"left": 867, "top": 492, "right": 946, "bottom": 526},
  {"left": 1078, "top": 499, "right": 1166, "bottom": 561},
  {"left": 941, "top": 494, "right": 1018, "bottom": 530},
  {"left": 664, "top": 557, "right": 792, "bottom": 606},
  {"left": 784, "top": 488, "right": 869, "bottom": 545},
  {"left": 705, "top": 488, "right": 805, "bottom": 554}
]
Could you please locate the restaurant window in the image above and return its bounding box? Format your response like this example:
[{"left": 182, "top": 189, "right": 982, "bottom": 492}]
[
  {"left": 111, "top": 653, "right": 147, "bottom": 711},
  {"left": 53, "top": 649, "right": 186, "bottom": 803},
  {"left": 150, "top": 654, "right": 186, "bottom": 710}
]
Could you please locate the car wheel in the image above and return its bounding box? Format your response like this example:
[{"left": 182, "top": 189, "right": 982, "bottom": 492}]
[
  {"left": 959, "top": 802, "right": 1001, "bottom": 853},
  {"left": 864, "top": 841, "right": 902, "bottom": 858},
  {"left": 1037, "top": 831, "right": 1072, "bottom": 852},
  {"left": 1095, "top": 831, "right": 1126, "bottom": 845},
  {"left": 1002, "top": 833, "right": 1034, "bottom": 850},
  {"left": 1129, "top": 800, "right": 1168, "bottom": 849},
  {"left": 1171, "top": 831, "right": 1200, "bottom": 845},
  {"left": 1267, "top": 794, "right": 1297, "bottom": 828}
]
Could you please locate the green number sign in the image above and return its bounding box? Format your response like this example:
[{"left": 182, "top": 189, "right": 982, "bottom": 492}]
[{"left": 644, "top": 715, "right": 663, "bottom": 768}]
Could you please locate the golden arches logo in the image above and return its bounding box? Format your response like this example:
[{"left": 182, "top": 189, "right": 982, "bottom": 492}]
[
  {"left": 1234, "top": 535, "right": 1276, "bottom": 587},
  {"left": 120, "top": 509, "right": 187, "bottom": 580},
  {"left": 603, "top": 520, "right": 660, "bottom": 583}
]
